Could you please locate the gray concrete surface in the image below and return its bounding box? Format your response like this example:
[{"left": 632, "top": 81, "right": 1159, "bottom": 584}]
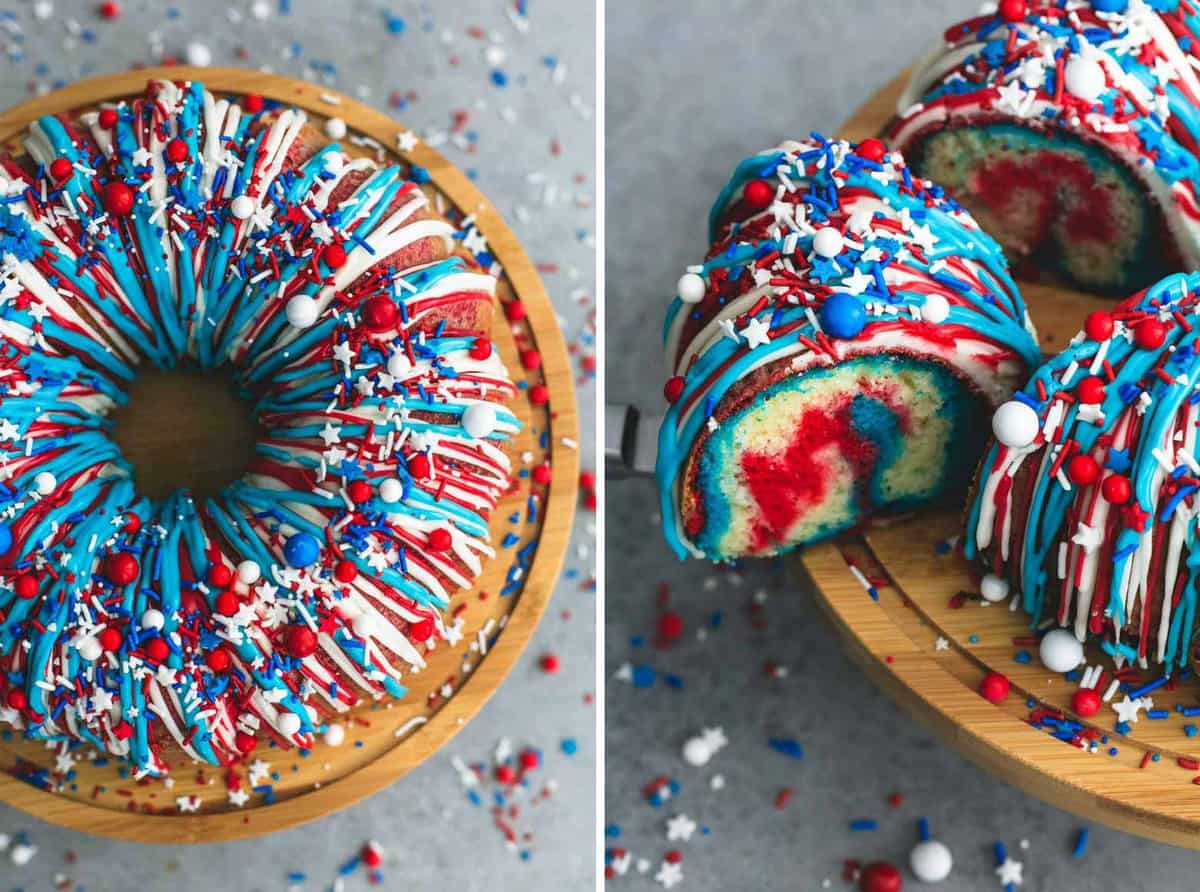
[
  {"left": 605, "top": 2, "right": 1200, "bottom": 889},
  {"left": 0, "top": 2, "right": 596, "bottom": 890}
]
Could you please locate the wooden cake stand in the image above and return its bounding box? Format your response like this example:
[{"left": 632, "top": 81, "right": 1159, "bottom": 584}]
[
  {"left": 799, "top": 71, "right": 1200, "bottom": 849},
  {"left": 0, "top": 68, "right": 578, "bottom": 842}
]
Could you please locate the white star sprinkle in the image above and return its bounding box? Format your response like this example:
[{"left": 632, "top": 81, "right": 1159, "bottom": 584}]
[
  {"left": 665, "top": 813, "right": 697, "bottom": 842},
  {"left": 655, "top": 860, "right": 683, "bottom": 889},
  {"left": 227, "top": 787, "right": 251, "bottom": 808},
  {"left": 995, "top": 857, "right": 1023, "bottom": 886},
  {"left": 741, "top": 317, "right": 771, "bottom": 350}
]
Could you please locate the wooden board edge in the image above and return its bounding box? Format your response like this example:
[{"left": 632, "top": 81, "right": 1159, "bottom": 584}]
[{"left": 0, "top": 67, "right": 581, "bottom": 842}]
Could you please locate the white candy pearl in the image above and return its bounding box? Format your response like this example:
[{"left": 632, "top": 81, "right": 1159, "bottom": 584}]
[
  {"left": 324, "top": 117, "right": 347, "bottom": 140},
  {"left": 323, "top": 723, "right": 346, "bottom": 746},
  {"left": 230, "top": 195, "right": 255, "bottom": 220},
  {"left": 980, "top": 574, "right": 1010, "bottom": 603},
  {"left": 922, "top": 294, "right": 950, "bottom": 325},
  {"left": 1040, "top": 628, "right": 1085, "bottom": 673},
  {"left": 185, "top": 41, "right": 212, "bottom": 67},
  {"left": 910, "top": 840, "right": 953, "bottom": 883},
  {"left": 141, "top": 608, "right": 165, "bottom": 631},
  {"left": 378, "top": 478, "right": 404, "bottom": 504},
  {"left": 286, "top": 294, "right": 319, "bottom": 329},
  {"left": 1065, "top": 55, "right": 1106, "bottom": 102},
  {"left": 32, "top": 471, "right": 56, "bottom": 495},
  {"left": 992, "top": 401, "right": 1040, "bottom": 448},
  {"left": 677, "top": 272, "right": 707, "bottom": 304},
  {"left": 76, "top": 636, "right": 103, "bottom": 662},
  {"left": 812, "top": 226, "right": 844, "bottom": 258},
  {"left": 463, "top": 403, "right": 497, "bottom": 439},
  {"left": 387, "top": 350, "right": 411, "bottom": 378},
  {"left": 236, "top": 560, "right": 261, "bottom": 585},
  {"left": 681, "top": 736, "right": 712, "bottom": 767},
  {"left": 278, "top": 712, "right": 302, "bottom": 737}
]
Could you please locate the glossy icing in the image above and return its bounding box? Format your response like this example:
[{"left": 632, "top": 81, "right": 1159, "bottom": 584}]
[
  {"left": 656, "top": 134, "right": 1040, "bottom": 561},
  {"left": 889, "top": 0, "right": 1200, "bottom": 271},
  {"left": 967, "top": 270, "right": 1200, "bottom": 672},
  {"left": 0, "top": 80, "right": 519, "bottom": 776}
]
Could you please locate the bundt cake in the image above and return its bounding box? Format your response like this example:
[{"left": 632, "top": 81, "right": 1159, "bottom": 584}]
[
  {"left": 966, "top": 270, "right": 1200, "bottom": 672},
  {"left": 888, "top": 0, "right": 1200, "bottom": 294},
  {"left": 656, "top": 134, "right": 1041, "bottom": 562},
  {"left": 0, "top": 79, "right": 520, "bottom": 777}
]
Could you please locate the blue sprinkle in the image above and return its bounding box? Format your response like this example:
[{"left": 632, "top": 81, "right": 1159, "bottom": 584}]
[{"left": 767, "top": 738, "right": 804, "bottom": 760}]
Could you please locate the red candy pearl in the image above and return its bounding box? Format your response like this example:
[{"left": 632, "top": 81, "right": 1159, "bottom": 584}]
[
  {"left": 408, "top": 617, "right": 435, "bottom": 642},
  {"left": 519, "top": 749, "right": 540, "bottom": 770},
  {"left": 215, "top": 590, "right": 240, "bottom": 616},
  {"left": 102, "top": 181, "right": 134, "bottom": 216},
  {"left": 743, "top": 178, "right": 774, "bottom": 210},
  {"left": 495, "top": 764, "right": 516, "bottom": 784},
  {"left": 347, "top": 479, "right": 373, "bottom": 503},
  {"left": 361, "top": 844, "right": 383, "bottom": 869},
  {"left": 532, "top": 463, "right": 552, "bottom": 485},
  {"left": 207, "top": 564, "right": 232, "bottom": 588},
  {"left": 98, "top": 626, "right": 123, "bottom": 652},
  {"left": 520, "top": 348, "right": 542, "bottom": 370},
  {"left": 529, "top": 384, "right": 550, "bottom": 406},
  {"left": 1135, "top": 318, "right": 1167, "bottom": 350},
  {"left": 49, "top": 158, "right": 74, "bottom": 181},
  {"left": 145, "top": 637, "right": 170, "bottom": 663},
  {"left": 998, "top": 0, "right": 1027, "bottom": 22},
  {"left": 407, "top": 453, "right": 431, "bottom": 479},
  {"left": 428, "top": 528, "right": 453, "bottom": 552},
  {"left": 99, "top": 1, "right": 120, "bottom": 19},
  {"left": 361, "top": 295, "right": 398, "bottom": 331},
  {"left": 580, "top": 470, "right": 596, "bottom": 490},
  {"left": 658, "top": 611, "right": 684, "bottom": 642},
  {"left": 14, "top": 574, "right": 39, "bottom": 599},
  {"left": 98, "top": 108, "right": 119, "bottom": 129},
  {"left": 206, "top": 648, "right": 231, "bottom": 672},
  {"left": 539, "top": 653, "right": 560, "bottom": 673},
  {"left": 124, "top": 512, "right": 142, "bottom": 534},
  {"left": 1072, "top": 687, "right": 1102, "bottom": 717},
  {"left": 285, "top": 625, "right": 318, "bottom": 658},
  {"left": 1102, "top": 474, "right": 1132, "bottom": 504},
  {"left": 106, "top": 552, "right": 139, "bottom": 585},
  {"left": 334, "top": 560, "right": 358, "bottom": 583},
  {"left": 505, "top": 299, "right": 527, "bottom": 322},
  {"left": 1076, "top": 376, "right": 1106, "bottom": 405},
  {"left": 664, "top": 376, "right": 686, "bottom": 404},
  {"left": 857, "top": 138, "right": 887, "bottom": 163},
  {"left": 235, "top": 731, "right": 258, "bottom": 754},
  {"left": 469, "top": 339, "right": 492, "bottom": 360},
  {"left": 859, "top": 862, "right": 903, "bottom": 892},
  {"left": 323, "top": 243, "right": 347, "bottom": 269},
  {"left": 244, "top": 94, "right": 264, "bottom": 113},
  {"left": 165, "top": 139, "right": 189, "bottom": 164},
  {"left": 1067, "top": 454, "right": 1100, "bottom": 486},
  {"left": 6, "top": 689, "right": 27, "bottom": 711},
  {"left": 1084, "top": 311, "right": 1114, "bottom": 342},
  {"left": 980, "top": 671, "right": 1011, "bottom": 703}
]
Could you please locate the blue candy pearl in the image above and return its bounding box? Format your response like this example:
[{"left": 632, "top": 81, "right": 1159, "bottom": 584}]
[
  {"left": 283, "top": 532, "right": 321, "bottom": 568},
  {"left": 1091, "top": 0, "right": 1128, "bottom": 11},
  {"left": 0, "top": 524, "right": 11, "bottom": 554},
  {"left": 819, "top": 292, "right": 867, "bottom": 339}
]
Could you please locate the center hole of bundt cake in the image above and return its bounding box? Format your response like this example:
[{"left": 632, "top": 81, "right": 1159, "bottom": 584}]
[{"left": 111, "top": 367, "right": 259, "bottom": 503}]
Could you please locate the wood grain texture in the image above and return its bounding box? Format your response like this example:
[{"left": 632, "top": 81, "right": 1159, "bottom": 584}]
[
  {"left": 797, "top": 73, "right": 1200, "bottom": 849},
  {"left": 0, "top": 67, "right": 579, "bottom": 842}
]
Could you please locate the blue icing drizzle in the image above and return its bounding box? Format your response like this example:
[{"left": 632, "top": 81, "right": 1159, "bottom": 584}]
[
  {"left": 0, "top": 79, "right": 519, "bottom": 776},
  {"left": 966, "top": 270, "right": 1200, "bottom": 671},
  {"left": 656, "top": 134, "right": 1038, "bottom": 561}
]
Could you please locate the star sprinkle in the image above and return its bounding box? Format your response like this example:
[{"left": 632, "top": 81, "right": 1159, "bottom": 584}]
[
  {"left": 655, "top": 860, "right": 684, "bottom": 889},
  {"left": 741, "top": 317, "right": 771, "bottom": 349},
  {"left": 995, "top": 857, "right": 1023, "bottom": 886},
  {"left": 665, "top": 814, "right": 697, "bottom": 842}
]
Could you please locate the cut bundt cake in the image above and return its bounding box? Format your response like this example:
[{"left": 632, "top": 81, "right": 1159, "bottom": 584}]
[
  {"left": 656, "top": 134, "right": 1041, "bottom": 562},
  {"left": 966, "top": 270, "right": 1200, "bottom": 672},
  {"left": 888, "top": 0, "right": 1200, "bottom": 294},
  {"left": 0, "top": 79, "right": 520, "bottom": 776}
]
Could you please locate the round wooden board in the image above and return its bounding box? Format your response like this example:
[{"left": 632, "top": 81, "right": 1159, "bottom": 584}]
[
  {"left": 798, "top": 70, "right": 1200, "bottom": 849},
  {"left": 0, "top": 68, "right": 579, "bottom": 842}
]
